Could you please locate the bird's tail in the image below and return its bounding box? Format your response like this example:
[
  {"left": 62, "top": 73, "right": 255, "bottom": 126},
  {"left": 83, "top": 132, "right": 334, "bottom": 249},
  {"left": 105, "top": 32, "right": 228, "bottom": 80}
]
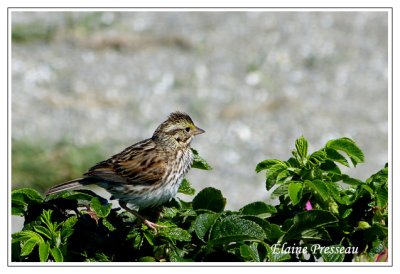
[{"left": 46, "top": 178, "right": 89, "bottom": 196}]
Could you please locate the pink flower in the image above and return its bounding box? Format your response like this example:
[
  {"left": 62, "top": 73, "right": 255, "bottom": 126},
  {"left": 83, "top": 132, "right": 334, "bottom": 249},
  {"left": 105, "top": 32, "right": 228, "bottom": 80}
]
[{"left": 305, "top": 200, "right": 313, "bottom": 211}]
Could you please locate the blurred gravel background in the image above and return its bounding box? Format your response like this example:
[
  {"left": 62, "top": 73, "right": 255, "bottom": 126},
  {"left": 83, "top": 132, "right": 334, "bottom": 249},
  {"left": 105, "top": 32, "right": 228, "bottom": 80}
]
[{"left": 11, "top": 11, "right": 388, "bottom": 210}]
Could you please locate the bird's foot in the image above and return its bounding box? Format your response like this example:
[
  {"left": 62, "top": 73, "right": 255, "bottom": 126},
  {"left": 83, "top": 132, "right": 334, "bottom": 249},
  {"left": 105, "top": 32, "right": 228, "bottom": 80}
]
[{"left": 143, "top": 219, "right": 168, "bottom": 233}]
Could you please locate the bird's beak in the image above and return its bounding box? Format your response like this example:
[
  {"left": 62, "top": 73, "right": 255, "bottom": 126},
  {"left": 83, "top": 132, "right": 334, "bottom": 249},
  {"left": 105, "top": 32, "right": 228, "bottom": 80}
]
[{"left": 193, "top": 126, "right": 205, "bottom": 135}]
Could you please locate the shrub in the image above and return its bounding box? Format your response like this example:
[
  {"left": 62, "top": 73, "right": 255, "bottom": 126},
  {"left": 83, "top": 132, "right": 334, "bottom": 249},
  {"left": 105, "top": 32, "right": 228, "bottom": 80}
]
[{"left": 11, "top": 137, "right": 388, "bottom": 262}]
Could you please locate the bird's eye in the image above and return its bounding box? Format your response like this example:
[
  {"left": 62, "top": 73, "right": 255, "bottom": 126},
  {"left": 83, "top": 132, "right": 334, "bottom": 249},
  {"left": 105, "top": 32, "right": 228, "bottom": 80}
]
[{"left": 185, "top": 127, "right": 190, "bottom": 132}]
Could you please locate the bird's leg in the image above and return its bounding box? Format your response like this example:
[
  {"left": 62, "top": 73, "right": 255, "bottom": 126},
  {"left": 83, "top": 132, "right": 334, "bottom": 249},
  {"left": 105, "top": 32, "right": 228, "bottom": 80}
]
[{"left": 119, "top": 201, "right": 167, "bottom": 233}]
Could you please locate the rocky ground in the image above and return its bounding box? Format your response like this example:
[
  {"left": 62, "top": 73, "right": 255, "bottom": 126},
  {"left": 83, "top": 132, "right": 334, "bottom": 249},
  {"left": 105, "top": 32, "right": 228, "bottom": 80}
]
[{"left": 11, "top": 11, "right": 388, "bottom": 210}]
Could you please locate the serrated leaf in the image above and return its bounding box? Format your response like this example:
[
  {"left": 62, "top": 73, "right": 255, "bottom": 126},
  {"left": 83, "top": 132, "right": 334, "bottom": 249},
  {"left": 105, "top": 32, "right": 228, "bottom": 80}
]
[
  {"left": 326, "top": 137, "right": 364, "bottom": 166},
  {"left": 20, "top": 238, "right": 41, "bottom": 256},
  {"left": 306, "top": 180, "right": 330, "bottom": 201},
  {"left": 270, "top": 182, "right": 290, "bottom": 199},
  {"left": 191, "top": 148, "right": 212, "bottom": 170},
  {"left": 209, "top": 216, "right": 266, "bottom": 246},
  {"left": 143, "top": 230, "right": 155, "bottom": 246},
  {"left": 34, "top": 226, "right": 52, "bottom": 240},
  {"left": 276, "top": 170, "right": 291, "bottom": 183},
  {"left": 45, "top": 189, "right": 96, "bottom": 202},
  {"left": 288, "top": 182, "right": 303, "bottom": 205},
  {"left": 50, "top": 246, "right": 63, "bottom": 262},
  {"left": 12, "top": 231, "right": 42, "bottom": 243},
  {"left": 301, "top": 228, "right": 331, "bottom": 240},
  {"left": 320, "top": 160, "right": 342, "bottom": 175},
  {"left": 342, "top": 175, "right": 364, "bottom": 185},
  {"left": 38, "top": 241, "right": 50, "bottom": 262},
  {"left": 376, "top": 188, "right": 388, "bottom": 208},
  {"left": 192, "top": 187, "right": 226, "bottom": 213},
  {"left": 240, "top": 243, "right": 260, "bottom": 262},
  {"left": 192, "top": 212, "right": 220, "bottom": 241},
  {"left": 12, "top": 188, "right": 43, "bottom": 215},
  {"left": 309, "top": 149, "right": 327, "bottom": 164},
  {"left": 90, "top": 197, "right": 112, "bottom": 218},
  {"left": 320, "top": 245, "right": 346, "bottom": 262},
  {"left": 161, "top": 207, "right": 179, "bottom": 218},
  {"left": 61, "top": 216, "right": 78, "bottom": 237},
  {"left": 160, "top": 227, "right": 191, "bottom": 242},
  {"left": 280, "top": 210, "right": 338, "bottom": 242},
  {"left": 324, "top": 182, "right": 346, "bottom": 204},
  {"left": 239, "top": 201, "right": 277, "bottom": 217},
  {"left": 178, "top": 179, "right": 195, "bottom": 196},
  {"left": 265, "top": 163, "right": 288, "bottom": 190},
  {"left": 295, "top": 136, "right": 308, "bottom": 159},
  {"left": 325, "top": 148, "right": 349, "bottom": 167},
  {"left": 256, "top": 159, "right": 286, "bottom": 173},
  {"left": 241, "top": 216, "right": 284, "bottom": 241},
  {"left": 12, "top": 188, "right": 43, "bottom": 204}
]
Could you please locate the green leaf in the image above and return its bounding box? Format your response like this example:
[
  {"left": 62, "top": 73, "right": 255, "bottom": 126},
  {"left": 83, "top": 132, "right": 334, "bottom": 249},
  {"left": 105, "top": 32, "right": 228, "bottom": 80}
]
[
  {"left": 256, "top": 159, "right": 286, "bottom": 173},
  {"left": 138, "top": 256, "right": 157, "bottom": 262},
  {"left": 276, "top": 170, "right": 291, "bottom": 183},
  {"left": 376, "top": 188, "right": 388, "bottom": 208},
  {"left": 50, "top": 246, "right": 64, "bottom": 262},
  {"left": 241, "top": 216, "right": 284, "bottom": 241},
  {"left": 239, "top": 201, "right": 277, "bottom": 217},
  {"left": 143, "top": 230, "right": 155, "bottom": 246},
  {"left": 324, "top": 182, "right": 346, "bottom": 204},
  {"left": 320, "top": 160, "right": 342, "bottom": 175},
  {"left": 325, "top": 148, "right": 349, "bottom": 167},
  {"left": 38, "top": 241, "right": 50, "bottom": 262},
  {"left": 192, "top": 212, "right": 220, "bottom": 241},
  {"left": 60, "top": 216, "right": 78, "bottom": 240},
  {"left": 12, "top": 188, "right": 43, "bottom": 204},
  {"left": 102, "top": 218, "right": 116, "bottom": 232},
  {"left": 161, "top": 207, "right": 179, "bottom": 218},
  {"left": 357, "top": 221, "right": 371, "bottom": 230},
  {"left": 326, "top": 137, "right": 364, "bottom": 166},
  {"left": 270, "top": 181, "right": 290, "bottom": 199},
  {"left": 12, "top": 231, "right": 42, "bottom": 243},
  {"left": 178, "top": 178, "right": 196, "bottom": 196},
  {"left": 288, "top": 182, "right": 303, "bottom": 205},
  {"left": 21, "top": 238, "right": 40, "bottom": 256},
  {"left": 342, "top": 208, "right": 352, "bottom": 218},
  {"left": 90, "top": 197, "right": 112, "bottom": 218},
  {"left": 191, "top": 148, "right": 212, "bottom": 170},
  {"left": 295, "top": 136, "right": 308, "bottom": 159},
  {"left": 160, "top": 227, "right": 191, "bottom": 242},
  {"left": 209, "top": 215, "right": 266, "bottom": 246},
  {"left": 281, "top": 210, "right": 338, "bottom": 242},
  {"left": 342, "top": 175, "right": 364, "bottom": 185},
  {"left": 320, "top": 245, "right": 346, "bottom": 262},
  {"left": 265, "top": 163, "right": 288, "bottom": 190},
  {"left": 301, "top": 228, "right": 331, "bottom": 240},
  {"left": 309, "top": 149, "right": 327, "bottom": 165},
  {"left": 192, "top": 187, "right": 226, "bottom": 213},
  {"left": 266, "top": 244, "right": 292, "bottom": 262},
  {"left": 34, "top": 226, "right": 53, "bottom": 240},
  {"left": 306, "top": 180, "right": 330, "bottom": 201},
  {"left": 12, "top": 188, "right": 43, "bottom": 215},
  {"left": 240, "top": 243, "right": 260, "bottom": 262}
]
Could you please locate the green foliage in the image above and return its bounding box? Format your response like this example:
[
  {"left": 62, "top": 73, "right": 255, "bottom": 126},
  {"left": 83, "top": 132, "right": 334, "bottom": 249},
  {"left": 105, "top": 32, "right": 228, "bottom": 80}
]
[{"left": 11, "top": 137, "right": 388, "bottom": 262}]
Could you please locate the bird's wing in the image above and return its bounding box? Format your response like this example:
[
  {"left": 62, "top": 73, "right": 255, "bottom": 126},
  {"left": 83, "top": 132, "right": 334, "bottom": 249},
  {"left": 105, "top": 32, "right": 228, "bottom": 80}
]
[{"left": 84, "top": 139, "right": 167, "bottom": 186}]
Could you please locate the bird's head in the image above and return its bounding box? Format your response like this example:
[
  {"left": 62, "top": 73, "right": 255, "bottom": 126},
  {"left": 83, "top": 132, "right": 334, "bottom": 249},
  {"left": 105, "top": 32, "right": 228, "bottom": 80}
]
[{"left": 153, "top": 111, "right": 205, "bottom": 148}]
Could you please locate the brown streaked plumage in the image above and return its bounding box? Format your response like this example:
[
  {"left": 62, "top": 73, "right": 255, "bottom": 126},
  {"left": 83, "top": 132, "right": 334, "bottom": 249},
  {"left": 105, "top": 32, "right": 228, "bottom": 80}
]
[{"left": 46, "top": 111, "right": 205, "bottom": 230}]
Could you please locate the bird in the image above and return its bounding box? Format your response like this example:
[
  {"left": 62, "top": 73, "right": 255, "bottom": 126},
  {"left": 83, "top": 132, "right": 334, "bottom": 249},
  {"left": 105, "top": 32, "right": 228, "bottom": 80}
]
[{"left": 46, "top": 111, "right": 205, "bottom": 230}]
